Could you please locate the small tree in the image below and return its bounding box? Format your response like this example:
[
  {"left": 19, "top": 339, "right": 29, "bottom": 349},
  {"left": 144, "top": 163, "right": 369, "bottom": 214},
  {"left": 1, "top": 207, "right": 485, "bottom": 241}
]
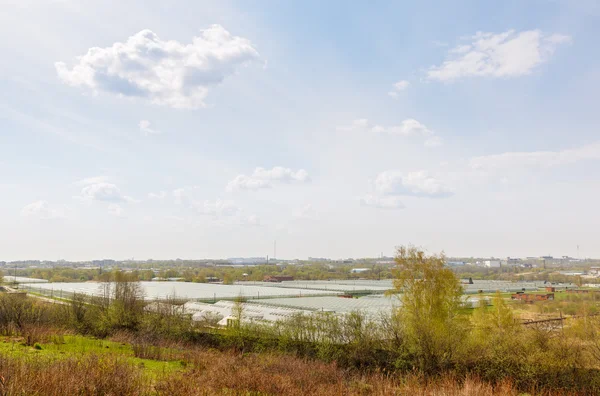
[
  {"left": 223, "top": 273, "right": 235, "bottom": 285},
  {"left": 392, "top": 246, "right": 465, "bottom": 373},
  {"left": 98, "top": 271, "right": 145, "bottom": 333}
]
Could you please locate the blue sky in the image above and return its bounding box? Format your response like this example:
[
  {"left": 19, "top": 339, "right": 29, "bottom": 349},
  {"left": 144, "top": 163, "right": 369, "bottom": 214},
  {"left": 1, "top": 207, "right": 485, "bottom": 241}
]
[{"left": 1, "top": 0, "right": 599, "bottom": 260}]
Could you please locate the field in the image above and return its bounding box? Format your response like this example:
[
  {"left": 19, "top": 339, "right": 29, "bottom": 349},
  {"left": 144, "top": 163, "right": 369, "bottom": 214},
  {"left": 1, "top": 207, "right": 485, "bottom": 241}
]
[
  {"left": 0, "top": 331, "right": 524, "bottom": 395},
  {"left": 3, "top": 256, "right": 600, "bottom": 395}
]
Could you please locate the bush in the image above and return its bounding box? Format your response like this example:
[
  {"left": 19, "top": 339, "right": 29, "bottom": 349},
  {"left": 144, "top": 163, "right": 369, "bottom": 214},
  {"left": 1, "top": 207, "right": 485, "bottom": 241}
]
[{"left": 0, "top": 354, "right": 148, "bottom": 395}]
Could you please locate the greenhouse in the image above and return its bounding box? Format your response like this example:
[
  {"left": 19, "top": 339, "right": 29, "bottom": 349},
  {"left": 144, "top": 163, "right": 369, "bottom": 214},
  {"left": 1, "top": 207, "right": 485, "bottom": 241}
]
[{"left": 21, "top": 281, "right": 341, "bottom": 301}]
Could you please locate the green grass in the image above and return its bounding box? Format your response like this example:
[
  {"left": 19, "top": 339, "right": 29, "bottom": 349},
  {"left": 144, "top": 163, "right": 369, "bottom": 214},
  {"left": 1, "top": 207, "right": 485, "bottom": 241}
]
[{"left": 0, "top": 334, "right": 186, "bottom": 377}]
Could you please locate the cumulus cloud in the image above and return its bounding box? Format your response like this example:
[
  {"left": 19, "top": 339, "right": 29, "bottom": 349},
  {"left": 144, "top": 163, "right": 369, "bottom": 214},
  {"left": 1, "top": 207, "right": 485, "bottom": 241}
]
[
  {"left": 360, "top": 170, "right": 452, "bottom": 210},
  {"left": 226, "top": 166, "right": 310, "bottom": 192},
  {"left": 148, "top": 190, "right": 167, "bottom": 199},
  {"left": 75, "top": 178, "right": 138, "bottom": 204},
  {"left": 338, "top": 118, "right": 441, "bottom": 146},
  {"left": 76, "top": 176, "right": 110, "bottom": 185},
  {"left": 388, "top": 80, "right": 410, "bottom": 98},
  {"left": 374, "top": 170, "right": 453, "bottom": 198},
  {"left": 139, "top": 120, "right": 160, "bottom": 135},
  {"left": 78, "top": 182, "right": 138, "bottom": 203},
  {"left": 428, "top": 29, "right": 571, "bottom": 82},
  {"left": 55, "top": 25, "right": 259, "bottom": 109},
  {"left": 370, "top": 119, "right": 433, "bottom": 137},
  {"left": 21, "top": 201, "right": 67, "bottom": 219},
  {"left": 199, "top": 199, "right": 240, "bottom": 217},
  {"left": 336, "top": 118, "right": 370, "bottom": 132},
  {"left": 470, "top": 142, "right": 600, "bottom": 170},
  {"left": 292, "top": 204, "right": 318, "bottom": 220},
  {"left": 226, "top": 175, "right": 271, "bottom": 191},
  {"left": 360, "top": 195, "right": 405, "bottom": 210}
]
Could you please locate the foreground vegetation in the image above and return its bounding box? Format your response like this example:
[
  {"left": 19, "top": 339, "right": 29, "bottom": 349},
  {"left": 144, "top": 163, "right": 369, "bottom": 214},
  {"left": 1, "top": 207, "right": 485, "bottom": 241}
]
[
  {"left": 0, "top": 333, "right": 528, "bottom": 395},
  {"left": 2, "top": 247, "right": 600, "bottom": 394}
]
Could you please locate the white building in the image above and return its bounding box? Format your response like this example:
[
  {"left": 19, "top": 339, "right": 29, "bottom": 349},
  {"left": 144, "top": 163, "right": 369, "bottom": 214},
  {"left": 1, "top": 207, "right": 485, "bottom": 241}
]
[{"left": 484, "top": 260, "right": 501, "bottom": 268}]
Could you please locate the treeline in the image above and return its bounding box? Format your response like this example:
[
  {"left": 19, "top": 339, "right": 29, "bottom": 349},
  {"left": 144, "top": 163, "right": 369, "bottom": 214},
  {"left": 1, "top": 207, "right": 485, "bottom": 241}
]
[
  {"left": 455, "top": 265, "right": 587, "bottom": 285},
  {"left": 15, "top": 262, "right": 394, "bottom": 284},
  {"left": 3, "top": 249, "right": 600, "bottom": 393}
]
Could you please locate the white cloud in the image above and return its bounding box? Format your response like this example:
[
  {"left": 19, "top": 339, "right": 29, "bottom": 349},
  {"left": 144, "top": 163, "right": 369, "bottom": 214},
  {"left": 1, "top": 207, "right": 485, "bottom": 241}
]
[
  {"left": 338, "top": 118, "right": 441, "bottom": 146},
  {"left": 79, "top": 183, "right": 123, "bottom": 202},
  {"left": 226, "top": 166, "right": 310, "bottom": 192},
  {"left": 21, "top": 201, "right": 66, "bottom": 219},
  {"left": 76, "top": 178, "right": 139, "bottom": 204},
  {"left": 148, "top": 190, "right": 167, "bottom": 199},
  {"left": 139, "top": 120, "right": 160, "bottom": 135},
  {"left": 107, "top": 204, "right": 124, "bottom": 217},
  {"left": 226, "top": 175, "right": 271, "bottom": 191},
  {"left": 336, "top": 118, "right": 369, "bottom": 132},
  {"left": 360, "top": 195, "right": 405, "bottom": 210},
  {"left": 388, "top": 80, "right": 409, "bottom": 98},
  {"left": 292, "top": 204, "right": 318, "bottom": 220},
  {"left": 374, "top": 170, "right": 453, "bottom": 198},
  {"left": 55, "top": 25, "right": 259, "bottom": 109},
  {"left": 196, "top": 199, "right": 240, "bottom": 217},
  {"left": 360, "top": 170, "right": 452, "bottom": 210},
  {"left": 76, "top": 176, "right": 110, "bottom": 186},
  {"left": 428, "top": 29, "right": 571, "bottom": 82},
  {"left": 371, "top": 119, "right": 433, "bottom": 137},
  {"left": 470, "top": 142, "right": 600, "bottom": 170},
  {"left": 78, "top": 182, "right": 137, "bottom": 203},
  {"left": 253, "top": 167, "right": 309, "bottom": 182}
]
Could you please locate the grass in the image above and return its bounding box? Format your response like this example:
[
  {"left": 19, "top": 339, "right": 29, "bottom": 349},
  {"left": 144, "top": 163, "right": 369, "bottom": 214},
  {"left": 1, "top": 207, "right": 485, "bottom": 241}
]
[
  {"left": 0, "top": 334, "right": 185, "bottom": 377},
  {"left": 0, "top": 331, "right": 533, "bottom": 395}
]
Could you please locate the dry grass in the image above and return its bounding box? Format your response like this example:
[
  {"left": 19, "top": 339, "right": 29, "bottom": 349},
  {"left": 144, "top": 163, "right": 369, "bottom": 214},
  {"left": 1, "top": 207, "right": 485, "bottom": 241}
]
[
  {"left": 154, "top": 348, "right": 522, "bottom": 396},
  {"left": 1, "top": 342, "right": 586, "bottom": 395},
  {"left": 0, "top": 353, "right": 148, "bottom": 395}
]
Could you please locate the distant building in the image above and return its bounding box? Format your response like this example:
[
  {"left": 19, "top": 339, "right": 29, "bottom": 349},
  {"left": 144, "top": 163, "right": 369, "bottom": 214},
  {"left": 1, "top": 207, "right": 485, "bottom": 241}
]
[
  {"left": 350, "top": 268, "right": 370, "bottom": 274},
  {"left": 503, "top": 257, "right": 522, "bottom": 266},
  {"left": 228, "top": 257, "right": 267, "bottom": 265},
  {"left": 589, "top": 267, "right": 600, "bottom": 276},
  {"left": 446, "top": 261, "right": 466, "bottom": 266},
  {"left": 92, "top": 259, "right": 116, "bottom": 267},
  {"left": 206, "top": 277, "right": 221, "bottom": 283},
  {"left": 484, "top": 260, "right": 501, "bottom": 268},
  {"left": 511, "top": 292, "right": 554, "bottom": 302},
  {"left": 263, "top": 275, "right": 294, "bottom": 283}
]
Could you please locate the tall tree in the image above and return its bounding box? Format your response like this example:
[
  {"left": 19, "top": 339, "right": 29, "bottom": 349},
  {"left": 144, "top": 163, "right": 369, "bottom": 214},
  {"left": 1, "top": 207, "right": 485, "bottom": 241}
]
[{"left": 393, "top": 246, "right": 465, "bottom": 372}]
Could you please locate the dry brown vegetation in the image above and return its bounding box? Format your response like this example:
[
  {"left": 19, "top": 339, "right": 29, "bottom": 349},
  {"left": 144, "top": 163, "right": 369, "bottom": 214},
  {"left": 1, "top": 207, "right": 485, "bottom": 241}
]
[
  {"left": 0, "top": 354, "right": 146, "bottom": 395},
  {"left": 0, "top": 346, "right": 528, "bottom": 396}
]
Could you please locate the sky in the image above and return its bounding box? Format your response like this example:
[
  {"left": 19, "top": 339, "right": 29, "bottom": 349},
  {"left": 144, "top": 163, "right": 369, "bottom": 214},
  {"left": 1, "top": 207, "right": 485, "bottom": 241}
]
[{"left": 1, "top": 0, "right": 599, "bottom": 261}]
